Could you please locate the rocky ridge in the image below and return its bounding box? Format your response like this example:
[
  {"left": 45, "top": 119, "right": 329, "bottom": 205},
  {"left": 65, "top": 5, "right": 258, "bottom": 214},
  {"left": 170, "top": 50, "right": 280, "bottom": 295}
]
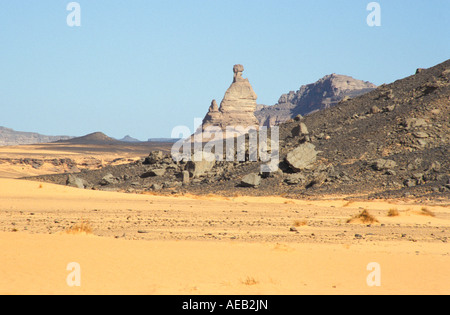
[
  {"left": 31, "top": 59, "right": 450, "bottom": 201},
  {"left": 0, "top": 126, "right": 72, "bottom": 146},
  {"left": 256, "top": 74, "right": 376, "bottom": 126}
]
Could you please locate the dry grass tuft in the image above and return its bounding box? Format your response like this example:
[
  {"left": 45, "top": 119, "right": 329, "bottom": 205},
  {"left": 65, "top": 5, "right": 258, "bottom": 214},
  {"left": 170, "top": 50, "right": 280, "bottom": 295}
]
[
  {"left": 420, "top": 207, "right": 435, "bottom": 217},
  {"left": 293, "top": 219, "right": 308, "bottom": 227},
  {"left": 387, "top": 208, "right": 400, "bottom": 217},
  {"left": 347, "top": 209, "right": 379, "bottom": 224},
  {"left": 242, "top": 276, "right": 259, "bottom": 286},
  {"left": 343, "top": 201, "right": 354, "bottom": 207},
  {"left": 66, "top": 220, "right": 93, "bottom": 235}
]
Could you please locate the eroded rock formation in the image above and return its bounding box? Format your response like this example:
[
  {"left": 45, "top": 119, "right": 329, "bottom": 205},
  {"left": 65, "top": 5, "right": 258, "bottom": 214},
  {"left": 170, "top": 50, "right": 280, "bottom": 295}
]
[{"left": 200, "top": 65, "right": 259, "bottom": 135}]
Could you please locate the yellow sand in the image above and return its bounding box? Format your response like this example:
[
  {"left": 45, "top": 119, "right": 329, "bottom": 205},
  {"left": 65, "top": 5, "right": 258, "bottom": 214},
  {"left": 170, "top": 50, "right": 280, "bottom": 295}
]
[{"left": 0, "top": 178, "right": 449, "bottom": 295}]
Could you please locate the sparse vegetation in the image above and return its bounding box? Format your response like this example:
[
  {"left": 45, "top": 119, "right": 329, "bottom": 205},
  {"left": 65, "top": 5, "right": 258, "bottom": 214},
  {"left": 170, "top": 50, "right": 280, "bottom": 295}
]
[
  {"left": 242, "top": 276, "right": 259, "bottom": 286},
  {"left": 420, "top": 207, "right": 435, "bottom": 217},
  {"left": 65, "top": 219, "right": 93, "bottom": 235},
  {"left": 387, "top": 208, "right": 400, "bottom": 217},
  {"left": 347, "top": 209, "right": 379, "bottom": 224},
  {"left": 293, "top": 219, "right": 308, "bottom": 227}
]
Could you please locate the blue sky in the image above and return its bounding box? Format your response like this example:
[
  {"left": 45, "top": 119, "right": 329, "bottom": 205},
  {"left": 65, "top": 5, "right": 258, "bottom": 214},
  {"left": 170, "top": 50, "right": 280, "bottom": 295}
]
[{"left": 0, "top": 0, "right": 449, "bottom": 140}]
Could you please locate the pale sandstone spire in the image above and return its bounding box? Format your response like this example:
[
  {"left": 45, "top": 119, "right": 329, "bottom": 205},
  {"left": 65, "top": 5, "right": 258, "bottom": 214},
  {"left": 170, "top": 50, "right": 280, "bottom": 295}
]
[{"left": 201, "top": 64, "right": 259, "bottom": 132}]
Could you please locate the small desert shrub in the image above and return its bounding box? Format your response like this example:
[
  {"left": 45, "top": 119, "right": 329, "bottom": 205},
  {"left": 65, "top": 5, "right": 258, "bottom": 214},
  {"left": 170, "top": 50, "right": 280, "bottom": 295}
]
[
  {"left": 242, "top": 276, "right": 259, "bottom": 286},
  {"left": 293, "top": 219, "right": 308, "bottom": 227},
  {"left": 347, "top": 209, "right": 379, "bottom": 224},
  {"left": 66, "top": 220, "right": 93, "bottom": 235},
  {"left": 420, "top": 207, "right": 435, "bottom": 217},
  {"left": 387, "top": 208, "right": 400, "bottom": 217}
]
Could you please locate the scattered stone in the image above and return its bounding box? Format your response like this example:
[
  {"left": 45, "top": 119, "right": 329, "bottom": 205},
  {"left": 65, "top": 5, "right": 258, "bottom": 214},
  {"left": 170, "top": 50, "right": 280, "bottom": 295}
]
[
  {"left": 405, "top": 118, "right": 427, "bottom": 129},
  {"left": 416, "top": 68, "right": 425, "bottom": 74},
  {"left": 372, "top": 159, "right": 397, "bottom": 171},
  {"left": 100, "top": 173, "right": 117, "bottom": 186},
  {"left": 151, "top": 183, "right": 162, "bottom": 190},
  {"left": 307, "top": 172, "right": 328, "bottom": 188},
  {"left": 181, "top": 171, "right": 189, "bottom": 185},
  {"left": 385, "top": 169, "right": 396, "bottom": 176},
  {"left": 385, "top": 105, "right": 396, "bottom": 112},
  {"left": 370, "top": 105, "right": 381, "bottom": 114},
  {"left": 430, "top": 161, "right": 441, "bottom": 172},
  {"left": 143, "top": 151, "right": 164, "bottom": 165},
  {"left": 240, "top": 173, "right": 261, "bottom": 187},
  {"left": 342, "top": 95, "right": 351, "bottom": 102},
  {"left": 141, "top": 169, "right": 166, "bottom": 178},
  {"left": 284, "top": 173, "right": 305, "bottom": 185},
  {"left": 413, "top": 131, "right": 429, "bottom": 139},
  {"left": 404, "top": 179, "right": 416, "bottom": 187},
  {"left": 417, "top": 139, "right": 428, "bottom": 147},
  {"left": 291, "top": 122, "right": 309, "bottom": 138}
]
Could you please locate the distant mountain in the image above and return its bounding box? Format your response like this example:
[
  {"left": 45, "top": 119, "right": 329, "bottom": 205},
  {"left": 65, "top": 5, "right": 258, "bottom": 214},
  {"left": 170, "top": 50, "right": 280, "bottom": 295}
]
[
  {"left": 148, "top": 138, "right": 181, "bottom": 143},
  {"left": 255, "top": 74, "right": 377, "bottom": 126},
  {"left": 119, "top": 135, "right": 142, "bottom": 143},
  {"left": 0, "top": 126, "right": 73, "bottom": 146},
  {"left": 58, "top": 132, "right": 120, "bottom": 145}
]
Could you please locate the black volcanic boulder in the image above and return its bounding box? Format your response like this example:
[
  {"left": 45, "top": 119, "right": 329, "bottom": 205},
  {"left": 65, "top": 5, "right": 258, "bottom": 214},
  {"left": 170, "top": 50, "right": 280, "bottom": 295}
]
[
  {"left": 141, "top": 168, "right": 166, "bottom": 178},
  {"left": 143, "top": 151, "right": 164, "bottom": 165}
]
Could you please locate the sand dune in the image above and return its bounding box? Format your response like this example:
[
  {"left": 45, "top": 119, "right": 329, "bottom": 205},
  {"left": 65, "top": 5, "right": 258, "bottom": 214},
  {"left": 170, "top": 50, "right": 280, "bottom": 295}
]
[{"left": 0, "top": 178, "right": 448, "bottom": 295}]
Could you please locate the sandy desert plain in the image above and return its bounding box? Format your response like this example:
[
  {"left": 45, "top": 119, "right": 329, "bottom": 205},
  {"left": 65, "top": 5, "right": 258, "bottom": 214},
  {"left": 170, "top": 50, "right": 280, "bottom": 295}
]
[{"left": 0, "top": 142, "right": 449, "bottom": 295}]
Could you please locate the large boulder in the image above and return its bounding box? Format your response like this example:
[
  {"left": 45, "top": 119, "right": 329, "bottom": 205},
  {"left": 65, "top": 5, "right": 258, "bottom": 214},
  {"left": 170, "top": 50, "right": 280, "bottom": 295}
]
[
  {"left": 372, "top": 159, "right": 397, "bottom": 171},
  {"left": 141, "top": 168, "right": 166, "bottom": 178},
  {"left": 240, "top": 173, "right": 261, "bottom": 187},
  {"left": 291, "top": 122, "right": 309, "bottom": 138},
  {"left": 143, "top": 150, "right": 164, "bottom": 165},
  {"left": 285, "top": 143, "right": 318, "bottom": 172},
  {"left": 67, "top": 174, "right": 88, "bottom": 189},
  {"left": 185, "top": 152, "right": 216, "bottom": 178},
  {"left": 100, "top": 173, "right": 118, "bottom": 186}
]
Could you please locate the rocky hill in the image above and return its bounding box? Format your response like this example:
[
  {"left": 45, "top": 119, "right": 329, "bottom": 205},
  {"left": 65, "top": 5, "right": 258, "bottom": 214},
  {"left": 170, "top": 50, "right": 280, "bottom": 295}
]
[
  {"left": 119, "top": 135, "right": 142, "bottom": 143},
  {"left": 0, "top": 126, "right": 72, "bottom": 146},
  {"left": 32, "top": 59, "right": 449, "bottom": 201},
  {"left": 256, "top": 74, "right": 376, "bottom": 126},
  {"left": 57, "top": 132, "right": 120, "bottom": 145}
]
